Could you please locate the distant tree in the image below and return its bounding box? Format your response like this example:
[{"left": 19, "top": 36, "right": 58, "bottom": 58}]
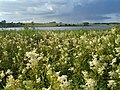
[
  {"left": 49, "top": 21, "right": 56, "bottom": 24},
  {"left": 65, "top": 24, "right": 68, "bottom": 26},
  {"left": 0, "top": 22, "right": 2, "bottom": 28},
  {"left": 56, "top": 24, "right": 59, "bottom": 26},
  {"left": 73, "top": 24, "right": 75, "bottom": 26},
  {"left": 1, "top": 20, "right": 6, "bottom": 27},
  {"left": 17, "top": 22, "right": 23, "bottom": 26},
  {"left": 1, "top": 20, "right": 6, "bottom": 24},
  {"left": 31, "top": 21, "right": 35, "bottom": 30},
  {"left": 83, "top": 22, "right": 89, "bottom": 26}
]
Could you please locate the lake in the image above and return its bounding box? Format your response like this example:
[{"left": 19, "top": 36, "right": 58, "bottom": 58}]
[{"left": 0, "top": 26, "right": 112, "bottom": 30}]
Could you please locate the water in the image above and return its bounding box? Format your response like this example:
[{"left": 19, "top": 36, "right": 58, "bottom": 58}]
[{"left": 0, "top": 26, "right": 112, "bottom": 30}]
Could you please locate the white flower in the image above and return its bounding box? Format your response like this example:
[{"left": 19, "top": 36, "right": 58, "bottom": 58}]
[
  {"left": 68, "top": 67, "right": 74, "bottom": 71},
  {"left": 110, "top": 58, "right": 117, "bottom": 65},
  {"left": 58, "top": 75, "right": 67, "bottom": 83},
  {"left": 111, "top": 28, "right": 116, "bottom": 34},
  {"left": 3, "top": 51, "right": 8, "bottom": 56},
  {"left": 115, "top": 47, "right": 120, "bottom": 53},
  {"left": 116, "top": 68, "right": 120, "bottom": 73},
  {"left": 6, "top": 69, "right": 12, "bottom": 75},
  {"left": 92, "top": 58, "right": 99, "bottom": 67},
  {"left": 46, "top": 64, "right": 51, "bottom": 69},
  {"left": 5, "top": 75, "right": 15, "bottom": 89},
  {"left": 85, "top": 78, "right": 96, "bottom": 89},
  {"left": 93, "top": 55, "right": 97, "bottom": 58},
  {"left": 60, "top": 81, "right": 70, "bottom": 90},
  {"left": 26, "top": 50, "right": 39, "bottom": 59},
  {"left": 47, "top": 69, "right": 52, "bottom": 75},
  {"left": 80, "top": 36, "right": 86, "bottom": 40},
  {"left": 89, "top": 61, "right": 94, "bottom": 67},
  {"left": 36, "top": 77, "right": 40, "bottom": 83},
  {"left": 56, "top": 71, "right": 60, "bottom": 77},
  {"left": 26, "top": 63, "right": 31, "bottom": 69},
  {"left": 109, "top": 71, "right": 117, "bottom": 79},
  {"left": 82, "top": 71, "right": 89, "bottom": 79},
  {"left": 115, "top": 35, "right": 120, "bottom": 44},
  {"left": 22, "top": 68, "right": 26, "bottom": 74},
  {"left": 37, "top": 56, "right": 43, "bottom": 61},
  {"left": 1, "top": 71, "right": 5, "bottom": 79},
  {"left": 97, "top": 66, "right": 105, "bottom": 76},
  {"left": 107, "top": 80, "right": 116, "bottom": 88},
  {"left": 42, "top": 86, "right": 51, "bottom": 90},
  {"left": 58, "top": 75, "right": 70, "bottom": 90}
]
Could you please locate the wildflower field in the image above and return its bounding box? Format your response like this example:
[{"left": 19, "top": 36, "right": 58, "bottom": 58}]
[{"left": 0, "top": 28, "right": 120, "bottom": 90}]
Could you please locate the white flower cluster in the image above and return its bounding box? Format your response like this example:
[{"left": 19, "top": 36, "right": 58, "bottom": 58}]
[
  {"left": 25, "top": 49, "right": 44, "bottom": 71},
  {"left": 0, "top": 71, "right": 5, "bottom": 82},
  {"left": 81, "top": 71, "right": 97, "bottom": 90},
  {"left": 89, "top": 55, "right": 107, "bottom": 76},
  {"left": 5, "top": 75, "right": 21, "bottom": 90},
  {"left": 0, "top": 69, "right": 12, "bottom": 82},
  {"left": 46, "top": 64, "right": 70, "bottom": 90},
  {"left": 107, "top": 80, "right": 116, "bottom": 89},
  {"left": 57, "top": 75, "right": 70, "bottom": 90}
]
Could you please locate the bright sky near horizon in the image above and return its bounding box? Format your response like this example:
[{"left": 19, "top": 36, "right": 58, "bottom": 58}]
[{"left": 0, "top": 0, "right": 120, "bottom": 23}]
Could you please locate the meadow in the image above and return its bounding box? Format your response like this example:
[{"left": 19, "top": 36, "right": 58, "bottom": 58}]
[{"left": 0, "top": 28, "right": 120, "bottom": 90}]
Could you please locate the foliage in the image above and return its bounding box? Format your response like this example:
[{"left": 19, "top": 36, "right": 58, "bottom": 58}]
[{"left": 0, "top": 28, "right": 120, "bottom": 90}]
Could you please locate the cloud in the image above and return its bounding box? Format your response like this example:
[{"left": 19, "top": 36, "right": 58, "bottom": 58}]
[{"left": 0, "top": 0, "right": 120, "bottom": 23}]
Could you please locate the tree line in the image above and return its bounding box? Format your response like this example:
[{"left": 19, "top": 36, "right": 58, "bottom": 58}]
[{"left": 0, "top": 20, "right": 24, "bottom": 28}]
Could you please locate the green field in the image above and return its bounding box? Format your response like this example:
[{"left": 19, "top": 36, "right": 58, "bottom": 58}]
[{"left": 0, "top": 28, "right": 120, "bottom": 90}]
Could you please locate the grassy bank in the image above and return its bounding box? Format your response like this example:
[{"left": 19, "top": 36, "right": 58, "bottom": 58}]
[{"left": 0, "top": 28, "right": 120, "bottom": 90}]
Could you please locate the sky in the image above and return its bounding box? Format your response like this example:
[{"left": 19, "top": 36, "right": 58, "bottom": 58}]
[{"left": 0, "top": 0, "right": 120, "bottom": 23}]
